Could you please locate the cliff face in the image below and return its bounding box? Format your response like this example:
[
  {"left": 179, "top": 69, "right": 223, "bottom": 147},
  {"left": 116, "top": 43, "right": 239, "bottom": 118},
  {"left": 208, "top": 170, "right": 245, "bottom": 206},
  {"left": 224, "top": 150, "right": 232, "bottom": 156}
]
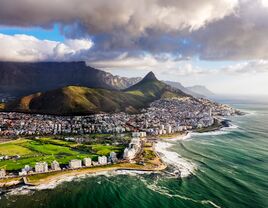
[{"left": 0, "top": 61, "right": 141, "bottom": 97}]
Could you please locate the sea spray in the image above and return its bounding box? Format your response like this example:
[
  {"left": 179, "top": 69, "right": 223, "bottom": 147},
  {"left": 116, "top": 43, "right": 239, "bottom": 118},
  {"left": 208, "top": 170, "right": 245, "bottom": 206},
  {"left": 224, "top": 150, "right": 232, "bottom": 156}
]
[{"left": 155, "top": 141, "right": 197, "bottom": 177}]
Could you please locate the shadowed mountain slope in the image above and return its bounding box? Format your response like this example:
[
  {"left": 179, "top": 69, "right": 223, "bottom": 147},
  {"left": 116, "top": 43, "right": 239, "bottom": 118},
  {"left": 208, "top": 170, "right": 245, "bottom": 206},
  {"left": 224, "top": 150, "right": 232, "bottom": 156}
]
[{"left": 4, "top": 72, "right": 189, "bottom": 115}]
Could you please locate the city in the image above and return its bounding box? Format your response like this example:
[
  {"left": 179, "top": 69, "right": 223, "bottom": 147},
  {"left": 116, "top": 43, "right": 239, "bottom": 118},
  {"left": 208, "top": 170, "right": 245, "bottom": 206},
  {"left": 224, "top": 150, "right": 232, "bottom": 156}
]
[{"left": 0, "top": 97, "right": 237, "bottom": 138}]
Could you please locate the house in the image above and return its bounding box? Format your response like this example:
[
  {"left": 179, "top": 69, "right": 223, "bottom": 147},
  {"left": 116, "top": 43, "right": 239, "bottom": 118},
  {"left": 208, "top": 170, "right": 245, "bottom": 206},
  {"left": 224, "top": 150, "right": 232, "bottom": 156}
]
[
  {"left": 83, "top": 158, "right": 92, "bottom": 167},
  {"left": 35, "top": 162, "right": 48, "bottom": 173},
  {"left": 0, "top": 169, "right": 6, "bottom": 178},
  {"left": 69, "top": 159, "right": 82, "bottom": 169},
  {"left": 51, "top": 160, "right": 61, "bottom": 171},
  {"left": 98, "top": 156, "right": 107, "bottom": 165},
  {"left": 109, "top": 152, "right": 118, "bottom": 163}
]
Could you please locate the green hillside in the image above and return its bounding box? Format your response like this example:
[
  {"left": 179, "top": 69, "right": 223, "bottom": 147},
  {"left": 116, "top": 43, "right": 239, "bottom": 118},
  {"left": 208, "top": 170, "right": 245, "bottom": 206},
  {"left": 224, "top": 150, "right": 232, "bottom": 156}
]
[{"left": 4, "top": 72, "right": 188, "bottom": 115}]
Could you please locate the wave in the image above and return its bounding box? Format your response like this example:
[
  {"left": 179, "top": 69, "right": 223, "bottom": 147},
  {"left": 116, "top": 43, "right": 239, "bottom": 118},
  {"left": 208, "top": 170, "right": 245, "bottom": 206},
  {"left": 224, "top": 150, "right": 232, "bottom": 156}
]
[
  {"left": 5, "top": 186, "right": 34, "bottom": 197},
  {"left": 5, "top": 169, "right": 155, "bottom": 196},
  {"left": 155, "top": 141, "right": 197, "bottom": 177},
  {"left": 140, "top": 177, "right": 222, "bottom": 208},
  {"left": 165, "top": 133, "right": 192, "bottom": 141},
  {"left": 189, "top": 122, "right": 239, "bottom": 137}
]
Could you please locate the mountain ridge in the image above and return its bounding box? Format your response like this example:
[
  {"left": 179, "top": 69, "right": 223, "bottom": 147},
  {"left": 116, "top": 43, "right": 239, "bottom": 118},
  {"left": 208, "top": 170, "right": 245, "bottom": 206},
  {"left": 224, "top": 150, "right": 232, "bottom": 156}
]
[
  {"left": 187, "top": 85, "right": 215, "bottom": 98},
  {"left": 0, "top": 61, "right": 140, "bottom": 97},
  {"left": 4, "top": 72, "right": 189, "bottom": 115}
]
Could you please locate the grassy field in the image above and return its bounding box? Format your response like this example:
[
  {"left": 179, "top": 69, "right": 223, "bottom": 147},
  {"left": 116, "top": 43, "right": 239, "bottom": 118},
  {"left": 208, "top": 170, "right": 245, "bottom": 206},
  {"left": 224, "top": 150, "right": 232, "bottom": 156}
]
[
  {"left": 142, "top": 149, "right": 157, "bottom": 161},
  {"left": 90, "top": 144, "right": 124, "bottom": 156},
  {"left": 0, "top": 137, "right": 124, "bottom": 171},
  {"left": 0, "top": 142, "right": 34, "bottom": 156}
]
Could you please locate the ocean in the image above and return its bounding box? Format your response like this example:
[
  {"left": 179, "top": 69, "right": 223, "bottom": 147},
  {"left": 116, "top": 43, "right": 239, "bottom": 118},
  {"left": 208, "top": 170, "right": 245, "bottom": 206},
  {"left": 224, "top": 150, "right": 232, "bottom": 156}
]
[{"left": 0, "top": 102, "right": 267, "bottom": 208}]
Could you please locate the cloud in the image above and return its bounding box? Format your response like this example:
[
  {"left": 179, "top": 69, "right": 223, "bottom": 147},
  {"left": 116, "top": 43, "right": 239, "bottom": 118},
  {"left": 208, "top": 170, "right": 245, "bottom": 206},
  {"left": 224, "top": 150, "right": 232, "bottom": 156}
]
[
  {"left": 0, "top": 0, "right": 238, "bottom": 53},
  {"left": 222, "top": 60, "right": 268, "bottom": 74},
  {"left": 0, "top": 33, "right": 92, "bottom": 62},
  {"left": 90, "top": 52, "right": 268, "bottom": 77},
  {"left": 0, "top": 0, "right": 237, "bottom": 33},
  {"left": 0, "top": 0, "right": 268, "bottom": 63},
  {"left": 191, "top": 0, "right": 268, "bottom": 60}
]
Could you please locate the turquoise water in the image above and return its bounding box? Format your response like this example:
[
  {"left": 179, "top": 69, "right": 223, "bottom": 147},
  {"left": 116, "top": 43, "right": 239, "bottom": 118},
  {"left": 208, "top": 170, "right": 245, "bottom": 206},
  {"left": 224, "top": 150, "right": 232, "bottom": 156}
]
[{"left": 0, "top": 103, "right": 267, "bottom": 208}]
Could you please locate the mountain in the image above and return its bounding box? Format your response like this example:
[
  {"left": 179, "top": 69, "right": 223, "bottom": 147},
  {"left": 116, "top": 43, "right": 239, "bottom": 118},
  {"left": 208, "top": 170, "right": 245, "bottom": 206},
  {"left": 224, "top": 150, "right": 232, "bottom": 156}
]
[
  {"left": 125, "top": 72, "right": 188, "bottom": 101},
  {"left": 0, "top": 61, "right": 140, "bottom": 97},
  {"left": 4, "top": 72, "right": 189, "bottom": 115},
  {"left": 187, "top": 85, "right": 215, "bottom": 98},
  {"left": 164, "top": 81, "right": 204, "bottom": 98}
]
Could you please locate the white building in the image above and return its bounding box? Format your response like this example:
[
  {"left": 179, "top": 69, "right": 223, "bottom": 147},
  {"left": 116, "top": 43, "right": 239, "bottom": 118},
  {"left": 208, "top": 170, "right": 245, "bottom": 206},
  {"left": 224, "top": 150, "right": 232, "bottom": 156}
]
[
  {"left": 51, "top": 160, "right": 61, "bottom": 171},
  {"left": 132, "top": 131, "right": 146, "bottom": 138},
  {"left": 123, "top": 148, "right": 136, "bottom": 160},
  {"left": 83, "top": 158, "right": 92, "bottom": 167},
  {"left": 98, "top": 156, "right": 107, "bottom": 165},
  {"left": 69, "top": 159, "right": 82, "bottom": 169},
  {"left": 24, "top": 165, "right": 32, "bottom": 172},
  {"left": 167, "top": 125, "right": 172, "bottom": 134},
  {"left": 139, "top": 132, "right": 147, "bottom": 137},
  {"left": 0, "top": 169, "right": 6, "bottom": 178},
  {"left": 132, "top": 132, "right": 140, "bottom": 138},
  {"left": 19, "top": 170, "right": 27, "bottom": 176},
  {"left": 123, "top": 137, "right": 142, "bottom": 160},
  {"left": 109, "top": 152, "right": 118, "bottom": 163},
  {"left": 35, "top": 162, "right": 48, "bottom": 173}
]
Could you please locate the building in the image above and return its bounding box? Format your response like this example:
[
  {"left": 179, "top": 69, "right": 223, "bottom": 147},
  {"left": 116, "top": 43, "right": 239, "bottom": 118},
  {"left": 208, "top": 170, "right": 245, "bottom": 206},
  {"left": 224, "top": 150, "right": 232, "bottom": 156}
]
[
  {"left": 24, "top": 165, "right": 32, "bottom": 172},
  {"left": 69, "top": 159, "right": 82, "bottom": 169},
  {"left": 19, "top": 170, "right": 27, "bottom": 176},
  {"left": 51, "top": 160, "right": 61, "bottom": 171},
  {"left": 35, "top": 162, "right": 48, "bottom": 173},
  {"left": 109, "top": 152, "right": 118, "bottom": 163},
  {"left": 167, "top": 125, "right": 172, "bottom": 134},
  {"left": 0, "top": 169, "right": 6, "bottom": 178},
  {"left": 132, "top": 131, "right": 146, "bottom": 138},
  {"left": 92, "top": 161, "right": 99, "bottom": 166},
  {"left": 123, "top": 148, "right": 136, "bottom": 160},
  {"left": 98, "top": 156, "right": 107, "bottom": 165},
  {"left": 83, "top": 158, "right": 92, "bottom": 167},
  {"left": 139, "top": 132, "right": 147, "bottom": 137},
  {"left": 132, "top": 132, "right": 140, "bottom": 138},
  {"left": 123, "top": 137, "right": 142, "bottom": 160}
]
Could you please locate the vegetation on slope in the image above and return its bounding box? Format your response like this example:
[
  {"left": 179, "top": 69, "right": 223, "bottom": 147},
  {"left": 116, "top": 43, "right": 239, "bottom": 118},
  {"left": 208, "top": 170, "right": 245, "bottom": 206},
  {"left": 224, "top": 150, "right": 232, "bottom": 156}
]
[{"left": 3, "top": 72, "right": 189, "bottom": 115}]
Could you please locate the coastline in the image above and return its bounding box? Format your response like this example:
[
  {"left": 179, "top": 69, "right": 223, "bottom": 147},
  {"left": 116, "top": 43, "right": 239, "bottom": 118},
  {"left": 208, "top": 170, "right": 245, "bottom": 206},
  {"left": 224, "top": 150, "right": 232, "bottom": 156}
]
[
  {"left": 0, "top": 156, "right": 167, "bottom": 190},
  {"left": 0, "top": 117, "right": 239, "bottom": 192}
]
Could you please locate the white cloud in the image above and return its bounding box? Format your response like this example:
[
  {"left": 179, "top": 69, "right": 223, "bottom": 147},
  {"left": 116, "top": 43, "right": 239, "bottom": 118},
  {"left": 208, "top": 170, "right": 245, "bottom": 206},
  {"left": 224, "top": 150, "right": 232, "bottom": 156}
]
[
  {"left": 90, "top": 52, "right": 268, "bottom": 77},
  {"left": 0, "top": 33, "right": 92, "bottom": 62}
]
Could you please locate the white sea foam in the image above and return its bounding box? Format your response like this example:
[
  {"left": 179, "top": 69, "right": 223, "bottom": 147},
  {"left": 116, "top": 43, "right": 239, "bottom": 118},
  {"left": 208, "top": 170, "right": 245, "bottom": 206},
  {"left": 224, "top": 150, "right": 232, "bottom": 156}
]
[
  {"left": 189, "top": 122, "right": 239, "bottom": 137},
  {"left": 5, "top": 169, "right": 154, "bottom": 195},
  {"left": 241, "top": 109, "right": 257, "bottom": 116},
  {"left": 155, "top": 141, "right": 197, "bottom": 177},
  {"left": 6, "top": 186, "right": 34, "bottom": 196},
  {"left": 190, "top": 130, "right": 229, "bottom": 136},
  {"left": 167, "top": 133, "right": 191, "bottom": 141},
  {"left": 115, "top": 170, "right": 152, "bottom": 176},
  {"left": 141, "top": 179, "right": 222, "bottom": 208}
]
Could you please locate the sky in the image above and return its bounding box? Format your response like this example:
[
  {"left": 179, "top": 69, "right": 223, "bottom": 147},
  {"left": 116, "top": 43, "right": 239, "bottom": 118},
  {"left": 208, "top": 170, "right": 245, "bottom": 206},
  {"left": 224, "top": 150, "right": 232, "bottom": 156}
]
[{"left": 0, "top": 0, "right": 268, "bottom": 95}]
